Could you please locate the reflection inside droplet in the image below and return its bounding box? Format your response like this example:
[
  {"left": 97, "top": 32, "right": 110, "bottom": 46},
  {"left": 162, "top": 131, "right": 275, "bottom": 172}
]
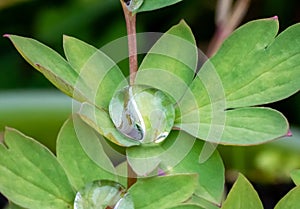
[
  {"left": 109, "top": 85, "right": 175, "bottom": 144},
  {"left": 74, "top": 180, "right": 133, "bottom": 209},
  {"left": 114, "top": 193, "right": 134, "bottom": 209}
]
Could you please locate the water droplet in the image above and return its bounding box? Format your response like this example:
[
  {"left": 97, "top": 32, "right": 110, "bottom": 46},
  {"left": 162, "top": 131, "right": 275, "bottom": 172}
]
[
  {"left": 124, "top": 0, "right": 144, "bottom": 12},
  {"left": 114, "top": 193, "right": 134, "bottom": 209},
  {"left": 74, "top": 180, "right": 132, "bottom": 209},
  {"left": 109, "top": 85, "right": 175, "bottom": 144}
]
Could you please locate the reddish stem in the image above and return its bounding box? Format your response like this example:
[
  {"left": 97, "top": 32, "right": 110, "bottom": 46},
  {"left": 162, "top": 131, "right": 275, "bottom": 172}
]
[
  {"left": 127, "top": 161, "right": 137, "bottom": 188},
  {"left": 120, "top": 0, "right": 138, "bottom": 189},
  {"left": 121, "top": 0, "right": 138, "bottom": 85}
]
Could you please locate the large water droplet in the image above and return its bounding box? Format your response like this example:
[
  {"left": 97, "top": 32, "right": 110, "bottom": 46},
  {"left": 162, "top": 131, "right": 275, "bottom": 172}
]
[
  {"left": 124, "top": 0, "right": 144, "bottom": 12},
  {"left": 109, "top": 85, "right": 175, "bottom": 144},
  {"left": 74, "top": 180, "right": 133, "bottom": 209}
]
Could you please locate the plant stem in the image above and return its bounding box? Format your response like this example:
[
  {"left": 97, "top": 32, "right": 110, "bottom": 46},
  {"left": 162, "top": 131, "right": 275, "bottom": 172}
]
[
  {"left": 121, "top": 0, "right": 138, "bottom": 85},
  {"left": 127, "top": 161, "right": 137, "bottom": 188},
  {"left": 207, "top": 0, "right": 250, "bottom": 57},
  {"left": 121, "top": 0, "right": 138, "bottom": 189}
]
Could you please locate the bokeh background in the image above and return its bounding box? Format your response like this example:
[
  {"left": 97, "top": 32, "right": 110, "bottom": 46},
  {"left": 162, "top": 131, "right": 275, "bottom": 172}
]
[{"left": 0, "top": 0, "right": 300, "bottom": 208}]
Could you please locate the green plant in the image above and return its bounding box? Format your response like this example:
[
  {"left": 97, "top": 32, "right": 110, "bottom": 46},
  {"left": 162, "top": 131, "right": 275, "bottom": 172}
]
[{"left": 1, "top": 0, "right": 300, "bottom": 208}]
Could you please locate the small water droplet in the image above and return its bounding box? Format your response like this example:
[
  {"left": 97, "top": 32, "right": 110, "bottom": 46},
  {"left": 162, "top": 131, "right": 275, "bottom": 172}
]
[
  {"left": 109, "top": 85, "right": 175, "bottom": 144},
  {"left": 124, "top": 0, "right": 144, "bottom": 12},
  {"left": 74, "top": 180, "right": 130, "bottom": 209}
]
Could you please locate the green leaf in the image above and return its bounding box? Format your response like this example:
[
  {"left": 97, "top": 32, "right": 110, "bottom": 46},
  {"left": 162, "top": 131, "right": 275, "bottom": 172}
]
[
  {"left": 63, "top": 35, "right": 97, "bottom": 74},
  {"left": 78, "top": 102, "right": 140, "bottom": 147},
  {"left": 128, "top": 174, "right": 198, "bottom": 209},
  {"left": 5, "top": 35, "right": 86, "bottom": 101},
  {"left": 221, "top": 108, "right": 289, "bottom": 145},
  {"left": 137, "top": 0, "right": 183, "bottom": 13},
  {"left": 169, "top": 139, "right": 225, "bottom": 204},
  {"left": 135, "top": 20, "right": 197, "bottom": 102},
  {"left": 187, "top": 195, "right": 221, "bottom": 209},
  {"left": 56, "top": 116, "right": 117, "bottom": 191},
  {"left": 175, "top": 17, "right": 297, "bottom": 145},
  {"left": 221, "top": 174, "right": 263, "bottom": 209},
  {"left": 4, "top": 202, "right": 25, "bottom": 209},
  {"left": 290, "top": 169, "right": 300, "bottom": 186},
  {"left": 274, "top": 186, "right": 300, "bottom": 209},
  {"left": 127, "top": 145, "right": 164, "bottom": 176},
  {"left": 208, "top": 17, "right": 300, "bottom": 108},
  {"left": 167, "top": 204, "right": 205, "bottom": 209},
  {"left": 126, "top": 131, "right": 195, "bottom": 176},
  {"left": 0, "top": 128, "right": 75, "bottom": 209},
  {"left": 63, "top": 36, "right": 127, "bottom": 110},
  {"left": 178, "top": 106, "right": 289, "bottom": 145}
]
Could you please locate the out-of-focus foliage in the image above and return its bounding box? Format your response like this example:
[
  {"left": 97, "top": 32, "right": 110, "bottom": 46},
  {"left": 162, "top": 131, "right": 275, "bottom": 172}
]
[{"left": 0, "top": 0, "right": 30, "bottom": 10}]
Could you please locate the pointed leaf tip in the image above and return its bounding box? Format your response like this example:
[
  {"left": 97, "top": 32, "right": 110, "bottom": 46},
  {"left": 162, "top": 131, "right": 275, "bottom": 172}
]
[
  {"left": 286, "top": 129, "right": 293, "bottom": 137},
  {"left": 272, "top": 15, "right": 279, "bottom": 20}
]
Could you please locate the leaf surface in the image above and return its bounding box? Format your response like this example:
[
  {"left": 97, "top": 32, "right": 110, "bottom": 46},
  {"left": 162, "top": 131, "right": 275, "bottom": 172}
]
[
  {"left": 167, "top": 204, "right": 205, "bottom": 209},
  {"left": 177, "top": 106, "right": 289, "bottom": 145},
  {"left": 137, "top": 0, "right": 183, "bottom": 13},
  {"left": 290, "top": 169, "right": 300, "bottom": 186},
  {"left": 209, "top": 17, "right": 300, "bottom": 108},
  {"left": 135, "top": 20, "right": 197, "bottom": 102},
  {"left": 0, "top": 128, "right": 74, "bottom": 209},
  {"left": 221, "top": 174, "right": 263, "bottom": 209},
  {"left": 126, "top": 131, "right": 195, "bottom": 176},
  {"left": 128, "top": 174, "right": 197, "bottom": 209},
  {"left": 57, "top": 116, "right": 117, "bottom": 191},
  {"left": 63, "top": 36, "right": 127, "bottom": 109},
  {"left": 176, "top": 18, "right": 299, "bottom": 145},
  {"left": 274, "top": 186, "right": 300, "bottom": 209},
  {"left": 5, "top": 35, "right": 85, "bottom": 101},
  {"left": 169, "top": 138, "right": 225, "bottom": 204}
]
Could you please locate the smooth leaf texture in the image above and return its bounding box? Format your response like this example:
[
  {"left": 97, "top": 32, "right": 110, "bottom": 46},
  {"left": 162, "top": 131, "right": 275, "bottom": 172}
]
[
  {"left": 137, "top": 0, "right": 183, "bottom": 13},
  {"left": 274, "top": 186, "right": 300, "bottom": 209},
  {"left": 5, "top": 203, "right": 25, "bottom": 209},
  {"left": 63, "top": 35, "right": 97, "bottom": 74},
  {"left": 167, "top": 204, "right": 205, "bottom": 209},
  {"left": 128, "top": 174, "right": 198, "bottom": 209},
  {"left": 290, "top": 169, "right": 300, "bottom": 186},
  {"left": 63, "top": 36, "right": 127, "bottom": 110},
  {"left": 135, "top": 20, "right": 197, "bottom": 102},
  {"left": 209, "top": 17, "right": 300, "bottom": 108},
  {"left": 0, "top": 128, "right": 75, "bottom": 209},
  {"left": 176, "top": 17, "right": 298, "bottom": 145},
  {"left": 5, "top": 35, "right": 86, "bottom": 101},
  {"left": 177, "top": 107, "right": 289, "bottom": 145},
  {"left": 78, "top": 102, "right": 140, "bottom": 147},
  {"left": 57, "top": 116, "right": 117, "bottom": 191},
  {"left": 126, "top": 131, "right": 195, "bottom": 176},
  {"left": 169, "top": 138, "right": 225, "bottom": 204},
  {"left": 221, "top": 174, "right": 263, "bottom": 209},
  {"left": 187, "top": 195, "right": 221, "bottom": 209}
]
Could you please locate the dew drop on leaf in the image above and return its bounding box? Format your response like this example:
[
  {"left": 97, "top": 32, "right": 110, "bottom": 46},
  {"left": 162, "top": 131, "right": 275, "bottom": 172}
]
[
  {"left": 109, "top": 85, "right": 175, "bottom": 144},
  {"left": 74, "top": 180, "right": 133, "bottom": 209}
]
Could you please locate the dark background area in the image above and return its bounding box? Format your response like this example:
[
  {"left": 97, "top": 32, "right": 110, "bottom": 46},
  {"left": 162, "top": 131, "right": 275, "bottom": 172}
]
[{"left": 0, "top": 0, "right": 299, "bottom": 208}]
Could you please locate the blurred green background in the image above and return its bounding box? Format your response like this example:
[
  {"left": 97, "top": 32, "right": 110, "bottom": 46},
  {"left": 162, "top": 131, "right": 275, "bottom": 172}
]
[{"left": 0, "top": 0, "right": 299, "bottom": 185}]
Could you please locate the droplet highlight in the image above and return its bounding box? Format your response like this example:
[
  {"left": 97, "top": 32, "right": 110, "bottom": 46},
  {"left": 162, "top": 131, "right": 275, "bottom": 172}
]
[{"left": 109, "top": 85, "right": 175, "bottom": 144}]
